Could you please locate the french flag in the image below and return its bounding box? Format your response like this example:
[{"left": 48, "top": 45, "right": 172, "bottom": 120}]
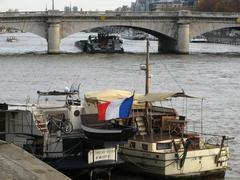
[{"left": 97, "top": 96, "right": 134, "bottom": 121}]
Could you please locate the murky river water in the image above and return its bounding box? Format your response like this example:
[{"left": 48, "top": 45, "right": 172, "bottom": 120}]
[{"left": 0, "top": 33, "right": 239, "bottom": 180}]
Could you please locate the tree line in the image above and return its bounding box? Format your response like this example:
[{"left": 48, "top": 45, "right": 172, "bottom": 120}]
[{"left": 196, "top": 0, "right": 240, "bottom": 12}]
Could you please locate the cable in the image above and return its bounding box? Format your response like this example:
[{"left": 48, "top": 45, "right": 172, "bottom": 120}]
[{"left": 160, "top": 62, "right": 184, "bottom": 92}]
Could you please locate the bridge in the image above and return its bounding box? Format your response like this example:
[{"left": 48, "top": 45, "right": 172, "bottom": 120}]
[{"left": 0, "top": 10, "right": 240, "bottom": 54}]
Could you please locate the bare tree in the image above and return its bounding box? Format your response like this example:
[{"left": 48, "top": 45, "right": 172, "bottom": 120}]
[{"left": 196, "top": 0, "right": 240, "bottom": 12}]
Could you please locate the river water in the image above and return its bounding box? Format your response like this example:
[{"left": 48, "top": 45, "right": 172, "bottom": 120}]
[{"left": 0, "top": 32, "right": 239, "bottom": 180}]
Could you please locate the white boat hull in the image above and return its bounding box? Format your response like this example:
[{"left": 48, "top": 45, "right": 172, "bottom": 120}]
[{"left": 119, "top": 147, "right": 228, "bottom": 178}]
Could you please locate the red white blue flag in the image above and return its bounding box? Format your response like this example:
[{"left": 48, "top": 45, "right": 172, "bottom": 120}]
[{"left": 97, "top": 96, "right": 134, "bottom": 121}]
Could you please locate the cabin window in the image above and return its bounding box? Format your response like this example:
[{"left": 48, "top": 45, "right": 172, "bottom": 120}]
[
  {"left": 156, "top": 143, "right": 171, "bottom": 150},
  {"left": 142, "top": 144, "right": 148, "bottom": 151},
  {"left": 130, "top": 142, "right": 136, "bottom": 149}
]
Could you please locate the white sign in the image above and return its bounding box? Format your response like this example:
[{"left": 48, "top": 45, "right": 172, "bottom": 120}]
[{"left": 88, "top": 148, "right": 117, "bottom": 164}]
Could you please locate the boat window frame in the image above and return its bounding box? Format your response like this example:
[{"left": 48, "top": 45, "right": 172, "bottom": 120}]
[
  {"left": 156, "top": 142, "right": 172, "bottom": 150},
  {"left": 142, "top": 144, "right": 148, "bottom": 151},
  {"left": 130, "top": 141, "right": 136, "bottom": 149}
]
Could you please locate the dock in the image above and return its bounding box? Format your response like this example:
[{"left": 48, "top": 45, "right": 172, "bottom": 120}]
[{"left": 0, "top": 140, "right": 70, "bottom": 180}]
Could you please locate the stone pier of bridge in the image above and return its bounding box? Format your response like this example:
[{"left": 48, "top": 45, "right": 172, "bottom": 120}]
[
  {"left": 176, "top": 23, "right": 190, "bottom": 54},
  {"left": 47, "top": 19, "right": 61, "bottom": 54}
]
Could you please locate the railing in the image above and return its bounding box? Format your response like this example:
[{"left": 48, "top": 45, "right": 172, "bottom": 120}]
[
  {"left": 185, "top": 120, "right": 234, "bottom": 147},
  {"left": 0, "top": 10, "right": 239, "bottom": 18}
]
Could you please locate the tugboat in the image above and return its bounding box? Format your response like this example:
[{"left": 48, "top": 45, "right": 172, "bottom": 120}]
[
  {"left": 75, "top": 33, "right": 124, "bottom": 53},
  {"left": 116, "top": 40, "right": 232, "bottom": 178},
  {"left": 0, "top": 86, "right": 136, "bottom": 179}
]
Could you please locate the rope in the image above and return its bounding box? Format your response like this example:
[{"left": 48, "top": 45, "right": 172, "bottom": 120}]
[
  {"left": 160, "top": 61, "right": 184, "bottom": 92},
  {"left": 147, "top": 40, "right": 184, "bottom": 92}
]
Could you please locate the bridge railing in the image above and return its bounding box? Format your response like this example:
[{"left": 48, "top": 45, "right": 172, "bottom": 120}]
[
  {"left": 0, "top": 11, "right": 47, "bottom": 17},
  {"left": 0, "top": 10, "right": 239, "bottom": 18}
]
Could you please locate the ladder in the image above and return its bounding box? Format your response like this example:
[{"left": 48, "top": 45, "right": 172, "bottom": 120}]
[
  {"left": 135, "top": 116, "right": 147, "bottom": 136},
  {"left": 215, "top": 136, "right": 229, "bottom": 166},
  {"left": 33, "top": 112, "right": 48, "bottom": 133},
  {"left": 215, "top": 148, "right": 228, "bottom": 165}
]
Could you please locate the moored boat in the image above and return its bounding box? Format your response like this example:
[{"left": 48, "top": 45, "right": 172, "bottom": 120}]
[
  {"left": 0, "top": 86, "right": 136, "bottom": 179},
  {"left": 116, "top": 40, "right": 232, "bottom": 178}
]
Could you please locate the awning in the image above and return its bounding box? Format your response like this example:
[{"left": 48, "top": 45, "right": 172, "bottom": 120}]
[
  {"left": 84, "top": 89, "right": 135, "bottom": 102},
  {"left": 137, "top": 92, "right": 197, "bottom": 102},
  {"left": 84, "top": 89, "right": 197, "bottom": 104}
]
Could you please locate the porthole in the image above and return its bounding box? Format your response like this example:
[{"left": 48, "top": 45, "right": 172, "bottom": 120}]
[{"left": 74, "top": 110, "right": 80, "bottom": 117}]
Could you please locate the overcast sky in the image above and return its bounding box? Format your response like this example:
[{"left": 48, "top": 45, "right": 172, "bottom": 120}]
[{"left": 0, "top": 0, "right": 133, "bottom": 11}]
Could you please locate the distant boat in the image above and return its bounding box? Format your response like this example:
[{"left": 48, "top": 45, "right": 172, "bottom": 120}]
[
  {"left": 75, "top": 33, "right": 124, "bottom": 53},
  {"left": 121, "top": 31, "right": 148, "bottom": 40},
  {"left": 191, "top": 36, "right": 208, "bottom": 43},
  {"left": 6, "top": 36, "right": 17, "bottom": 42}
]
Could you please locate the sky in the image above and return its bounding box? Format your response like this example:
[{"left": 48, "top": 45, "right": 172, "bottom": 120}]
[{"left": 0, "top": 0, "right": 133, "bottom": 12}]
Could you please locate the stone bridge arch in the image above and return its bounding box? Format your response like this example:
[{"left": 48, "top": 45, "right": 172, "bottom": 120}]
[
  {"left": 60, "top": 20, "right": 178, "bottom": 40},
  {"left": 60, "top": 22, "right": 180, "bottom": 53},
  {"left": 62, "top": 24, "right": 177, "bottom": 52},
  {"left": 190, "top": 22, "right": 240, "bottom": 39},
  {"left": 0, "top": 21, "right": 48, "bottom": 39}
]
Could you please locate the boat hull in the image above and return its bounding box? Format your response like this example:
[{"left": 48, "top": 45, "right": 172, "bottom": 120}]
[
  {"left": 119, "top": 162, "right": 226, "bottom": 179},
  {"left": 82, "top": 126, "right": 137, "bottom": 143},
  {"left": 80, "top": 114, "right": 137, "bottom": 143},
  {"left": 119, "top": 147, "right": 228, "bottom": 178}
]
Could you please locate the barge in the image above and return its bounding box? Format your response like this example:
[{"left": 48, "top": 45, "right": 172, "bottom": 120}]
[{"left": 75, "top": 33, "right": 124, "bottom": 53}]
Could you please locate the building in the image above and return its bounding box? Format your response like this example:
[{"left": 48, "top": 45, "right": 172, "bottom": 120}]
[
  {"left": 131, "top": 0, "right": 154, "bottom": 11},
  {"left": 72, "top": 6, "right": 78, "bottom": 12},
  {"left": 64, "top": 6, "right": 70, "bottom": 13},
  {"left": 150, "top": 0, "right": 183, "bottom": 11},
  {"left": 130, "top": 0, "right": 198, "bottom": 11},
  {"left": 64, "top": 6, "right": 78, "bottom": 13}
]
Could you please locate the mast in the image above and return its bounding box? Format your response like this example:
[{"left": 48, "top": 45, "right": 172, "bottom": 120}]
[
  {"left": 145, "top": 39, "right": 150, "bottom": 95},
  {"left": 145, "top": 39, "right": 152, "bottom": 136}
]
